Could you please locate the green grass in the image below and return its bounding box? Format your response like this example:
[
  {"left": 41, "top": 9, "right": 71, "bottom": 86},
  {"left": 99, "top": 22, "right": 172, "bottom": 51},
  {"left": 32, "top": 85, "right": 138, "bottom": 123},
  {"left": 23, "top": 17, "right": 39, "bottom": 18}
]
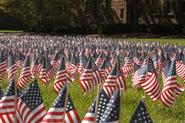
[
  {"left": 0, "top": 30, "right": 23, "bottom": 33},
  {"left": 1, "top": 38, "right": 185, "bottom": 123}
]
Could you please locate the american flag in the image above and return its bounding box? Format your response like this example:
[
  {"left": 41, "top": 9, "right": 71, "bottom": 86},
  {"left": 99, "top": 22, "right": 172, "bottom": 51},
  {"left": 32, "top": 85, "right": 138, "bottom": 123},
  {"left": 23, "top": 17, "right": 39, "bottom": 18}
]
[
  {"left": 0, "top": 51, "right": 7, "bottom": 80},
  {"left": 152, "top": 53, "right": 159, "bottom": 71},
  {"left": 0, "top": 79, "right": 16, "bottom": 123},
  {"left": 92, "top": 63, "right": 101, "bottom": 86},
  {"left": 96, "top": 89, "right": 110, "bottom": 123},
  {"left": 103, "top": 63, "right": 117, "bottom": 97},
  {"left": 176, "top": 61, "right": 185, "bottom": 81},
  {"left": 41, "top": 85, "right": 66, "bottom": 122},
  {"left": 141, "top": 58, "right": 161, "bottom": 101},
  {"left": 78, "top": 51, "right": 88, "bottom": 75},
  {"left": 65, "top": 95, "right": 81, "bottom": 123},
  {"left": 99, "top": 60, "right": 108, "bottom": 82},
  {"left": 51, "top": 52, "right": 60, "bottom": 71},
  {"left": 17, "top": 79, "right": 46, "bottom": 123},
  {"left": 39, "top": 57, "right": 49, "bottom": 84},
  {"left": 45, "top": 56, "right": 53, "bottom": 81},
  {"left": 95, "top": 52, "right": 104, "bottom": 68},
  {"left": 7, "top": 52, "right": 18, "bottom": 80},
  {"left": 81, "top": 100, "right": 96, "bottom": 123},
  {"left": 162, "top": 59, "right": 171, "bottom": 82},
  {"left": 130, "top": 100, "right": 153, "bottom": 123},
  {"left": 18, "top": 55, "right": 33, "bottom": 89},
  {"left": 53, "top": 57, "right": 72, "bottom": 93},
  {"left": 161, "top": 59, "right": 184, "bottom": 107},
  {"left": 132, "top": 65, "right": 147, "bottom": 88},
  {"left": 100, "top": 89, "right": 120, "bottom": 123},
  {"left": 30, "top": 53, "right": 39, "bottom": 77},
  {"left": 15, "top": 51, "right": 24, "bottom": 68},
  {"left": 117, "top": 70, "right": 126, "bottom": 93},
  {"left": 80, "top": 58, "right": 94, "bottom": 94},
  {"left": 158, "top": 51, "right": 166, "bottom": 71},
  {"left": 122, "top": 52, "right": 134, "bottom": 77},
  {"left": 68, "top": 54, "right": 78, "bottom": 81}
]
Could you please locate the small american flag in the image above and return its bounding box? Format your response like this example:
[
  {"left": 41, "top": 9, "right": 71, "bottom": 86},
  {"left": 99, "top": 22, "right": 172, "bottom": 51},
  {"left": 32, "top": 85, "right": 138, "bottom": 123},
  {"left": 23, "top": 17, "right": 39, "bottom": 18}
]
[
  {"left": 7, "top": 52, "right": 18, "bottom": 80},
  {"left": 80, "top": 58, "right": 94, "bottom": 94},
  {"left": 132, "top": 66, "right": 147, "bottom": 88},
  {"left": 68, "top": 54, "right": 78, "bottom": 81},
  {"left": 99, "top": 60, "right": 108, "bottom": 82},
  {"left": 17, "top": 79, "right": 46, "bottom": 123},
  {"left": 53, "top": 57, "right": 72, "bottom": 93},
  {"left": 122, "top": 52, "right": 134, "bottom": 77},
  {"left": 176, "top": 61, "right": 185, "bottom": 81},
  {"left": 65, "top": 95, "right": 81, "bottom": 123},
  {"left": 130, "top": 100, "right": 153, "bottom": 123},
  {"left": 51, "top": 52, "right": 60, "bottom": 71},
  {"left": 81, "top": 100, "right": 96, "bottom": 123},
  {"left": 0, "top": 79, "right": 16, "bottom": 123},
  {"left": 96, "top": 89, "right": 110, "bottom": 123},
  {"left": 41, "top": 85, "right": 66, "bottom": 122},
  {"left": 18, "top": 55, "right": 33, "bottom": 89},
  {"left": 0, "top": 89, "right": 3, "bottom": 99},
  {"left": 152, "top": 53, "right": 159, "bottom": 71},
  {"left": 95, "top": 52, "right": 104, "bottom": 68},
  {"left": 100, "top": 89, "right": 120, "bottom": 123},
  {"left": 141, "top": 58, "right": 161, "bottom": 101},
  {"left": 92, "top": 63, "right": 101, "bottom": 86},
  {"left": 103, "top": 63, "right": 117, "bottom": 97},
  {"left": 161, "top": 59, "right": 184, "bottom": 107},
  {"left": 39, "top": 57, "right": 49, "bottom": 84},
  {"left": 30, "top": 53, "right": 39, "bottom": 77},
  {"left": 0, "top": 51, "right": 7, "bottom": 81}
]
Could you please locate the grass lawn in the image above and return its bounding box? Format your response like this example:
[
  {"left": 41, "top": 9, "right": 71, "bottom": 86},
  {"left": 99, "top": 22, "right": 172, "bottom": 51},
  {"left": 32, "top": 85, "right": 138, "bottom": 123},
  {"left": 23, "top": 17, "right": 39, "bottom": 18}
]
[
  {"left": 1, "top": 38, "right": 185, "bottom": 123},
  {"left": 0, "top": 30, "right": 23, "bottom": 33}
]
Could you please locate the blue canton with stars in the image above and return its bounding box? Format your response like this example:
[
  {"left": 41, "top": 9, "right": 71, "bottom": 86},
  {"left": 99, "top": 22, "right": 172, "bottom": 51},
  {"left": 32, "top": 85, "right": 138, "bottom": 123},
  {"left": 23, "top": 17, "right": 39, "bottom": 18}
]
[
  {"left": 100, "top": 89, "right": 120, "bottom": 123},
  {"left": 163, "top": 59, "right": 171, "bottom": 78},
  {"left": 96, "top": 89, "right": 110, "bottom": 123},
  {"left": 0, "top": 89, "right": 3, "bottom": 99},
  {"left": 66, "top": 95, "right": 75, "bottom": 112},
  {"left": 130, "top": 100, "right": 153, "bottom": 123},
  {"left": 52, "top": 85, "right": 66, "bottom": 108},
  {"left": 4, "top": 79, "right": 15, "bottom": 96},
  {"left": 167, "top": 60, "right": 176, "bottom": 77},
  {"left": 88, "top": 100, "right": 96, "bottom": 113},
  {"left": 147, "top": 58, "right": 156, "bottom": 73},
  {"left": 21, "top": 79, "right": 44, "bottom": 110}
]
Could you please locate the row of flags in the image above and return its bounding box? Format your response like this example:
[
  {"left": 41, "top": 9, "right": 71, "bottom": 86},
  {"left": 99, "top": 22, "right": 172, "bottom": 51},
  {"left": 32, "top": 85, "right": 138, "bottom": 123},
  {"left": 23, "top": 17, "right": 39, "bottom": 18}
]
[
  {"left": 0, "top": 78, "right": 153, "bottom": 123},
  {"left": 0, "top": 34, "right": 185, "bottom": 122}
]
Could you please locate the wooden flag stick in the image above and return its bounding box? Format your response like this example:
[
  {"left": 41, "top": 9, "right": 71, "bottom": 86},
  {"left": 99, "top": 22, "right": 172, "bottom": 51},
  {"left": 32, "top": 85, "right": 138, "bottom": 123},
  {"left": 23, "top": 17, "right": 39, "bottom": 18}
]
[
  {"left": 14, "top": 76, "right": 17, "bottom": 123},
  {"left": 94, "top": 83, "right": 101, "bottom": 122},
  {"left": 64, "top": 82, "right": 69, "bottom": 122}
]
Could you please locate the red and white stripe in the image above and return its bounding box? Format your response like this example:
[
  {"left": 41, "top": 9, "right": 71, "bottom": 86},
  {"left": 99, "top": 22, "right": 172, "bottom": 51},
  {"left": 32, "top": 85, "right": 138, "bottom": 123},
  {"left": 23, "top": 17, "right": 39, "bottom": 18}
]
[
  {"left": 65, "top": 110, "right": 81, "bottom": 123},
  {"left": 51, "top": 60, "right": 60, "bottom": 71},
  {"left": 39, "top": 68, "right": 48, "bottom": 84},
  {"left": 81, "top": 112, "right": 95, "bottom": 123},
  {"left": 18, "top": 67, "right": 33, "bottom": 89},
  {"left": 160, "top": 75, "right": 184, "bottom": 107},
  {"left": 41, "top": 108, "right": 64, "bottom": 123},
  {"left": 0, "top": 61, "right": 7, "bottom": 80},
  {"left": 92, "top": 70, "right": 101, "bottom": 86},
  {"left": 103, "top": 75, "right": 117, "bottom": 97},
  {"left": 78, "top": 63, "right": 84, "bottom": 75},
  {"left": 68, "top": 63, "right": 78, "bottom": 81},
  {"left": 80, "top": 69, "right": 94, "bottom": 93},
  {"left": 141, "top": 72, "right": 161, "bottom": 101},
  {"left": 99, "top": 68, "right": 108, "bottom": 82},
  {"left": 95, "top": 58, "right": 104, "bottom": 68},
  {"left": 0, "top": 96, "right": 16, "bottom": 123},
  {"left": 53, "top": 70, "right": 71, "bottom": 93},
  {"left": 17, "top": 99, "right": 46, "bottom": 123},
  {"left": 132, "top": 71, "right": 146, "bottom": 87},
  {"left": 176, "top": 61, "right": 185, "bottom": 80},
  {"left": 117, "top": 74, "right": 126, "bottom": 93},
  {"left": 7, "top": 64, "right": 18, "bottom": 80},
  {"left": 122, "top": 60, "right": 133, "bottom": 77}
]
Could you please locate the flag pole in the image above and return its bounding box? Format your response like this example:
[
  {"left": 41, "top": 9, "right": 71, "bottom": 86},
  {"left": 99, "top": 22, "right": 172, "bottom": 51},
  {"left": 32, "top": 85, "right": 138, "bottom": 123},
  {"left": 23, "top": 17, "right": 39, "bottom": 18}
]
[
  {"left": 64, "top": 81, "right": 69, "bottom": 122},
  {"left": 95, "top": 83, "right": 101, "bottom": 122},
  {"left": 14, "top": 77, "right": 17, "bottom": 123}
]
